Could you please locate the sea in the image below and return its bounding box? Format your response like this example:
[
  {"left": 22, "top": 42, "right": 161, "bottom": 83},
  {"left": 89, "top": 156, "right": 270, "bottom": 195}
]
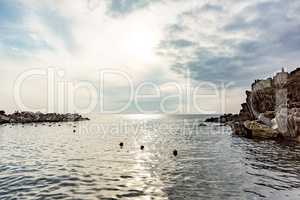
[{"left": 0, "top": 114, "right": 300, "bottom": 200}]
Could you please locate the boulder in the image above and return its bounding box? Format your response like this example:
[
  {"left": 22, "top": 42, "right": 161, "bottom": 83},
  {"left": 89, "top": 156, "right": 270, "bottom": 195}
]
[
  {"left": 257, "top": 112, "right": 275, "bottom": 126},
  {"left": 230, "top": 121, "right": 249, "bottom": 137},
  {"left": 243, "top": 120, "right": 280, "bottom": 139}
]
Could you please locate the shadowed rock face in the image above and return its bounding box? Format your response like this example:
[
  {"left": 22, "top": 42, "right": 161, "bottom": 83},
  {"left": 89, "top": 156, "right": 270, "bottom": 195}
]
[
  {"left": 0, "top": 111, "right": 89, "bottom": 124},
  {"left": 287, "top": 108, "right": 300, "bottom": 138},
  {"left": 250, "top": 88, "right": 276, "bottom": 116},
  {"left": 208, "top": 68, "right": 300, "bottom": 141},
  {"left": 288, "top": 69, "right": 300, "bottom": 108}
]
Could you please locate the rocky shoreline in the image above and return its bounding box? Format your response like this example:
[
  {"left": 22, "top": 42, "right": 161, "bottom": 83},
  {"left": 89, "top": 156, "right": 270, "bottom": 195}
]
[
  {"left": 206, "top": 68, "right": 300, "bottom": 142},
  {"left": 0, "top": 111, "right": 89, "bottom": 124}
]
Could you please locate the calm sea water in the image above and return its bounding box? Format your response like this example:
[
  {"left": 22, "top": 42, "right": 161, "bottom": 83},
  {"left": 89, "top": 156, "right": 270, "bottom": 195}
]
[{"left": 0, "top": 115, "right": 300, "bottom": 200}]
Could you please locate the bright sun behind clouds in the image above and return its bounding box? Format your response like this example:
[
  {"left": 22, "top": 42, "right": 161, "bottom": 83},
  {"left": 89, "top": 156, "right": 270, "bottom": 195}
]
[{"left": 120, "top": 20, "right": 161, "bottom": 64}]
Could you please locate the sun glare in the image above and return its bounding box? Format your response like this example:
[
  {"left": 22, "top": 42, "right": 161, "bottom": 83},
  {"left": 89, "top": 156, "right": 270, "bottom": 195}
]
[
  {"left": 121, "top": 22, "right": 160, "bottom": 63},
  {"left": 124, "top": 114, "right": 163, "bottom": 120}
]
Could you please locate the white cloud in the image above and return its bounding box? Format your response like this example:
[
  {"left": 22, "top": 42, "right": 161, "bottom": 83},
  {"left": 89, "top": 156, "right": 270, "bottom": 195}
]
[{"left": 1, "top": 0, "right": 298, "bottom": 113}]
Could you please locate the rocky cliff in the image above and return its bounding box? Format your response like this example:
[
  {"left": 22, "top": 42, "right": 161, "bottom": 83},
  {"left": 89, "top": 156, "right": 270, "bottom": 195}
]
[
  {"left": 0, "top": 111, "right": 89, "bottom": 124},
  {"left": 206, "top": 68, "right": 300, "bottom": 142}
]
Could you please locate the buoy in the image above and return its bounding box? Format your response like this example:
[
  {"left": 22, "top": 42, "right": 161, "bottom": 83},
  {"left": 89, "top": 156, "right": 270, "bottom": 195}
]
[
  {"left": 119, "top": 142, "right": 124, "bottom": 148},
  {"left": 140, "top": 145, "right": 144, "bottom": 150},
  {"left": 173, "top": 150, "right": 178, "bottom": 157},
  {"left": 73, "top": 130, "right": 76, "bottom": 133}
]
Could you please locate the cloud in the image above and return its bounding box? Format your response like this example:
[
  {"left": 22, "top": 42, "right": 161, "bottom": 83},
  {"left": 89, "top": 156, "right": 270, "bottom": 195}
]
[
  {"left": 105, "top": 0, "right": 161, "bottom": 16},
  {"left": 37, "top": 6, "right": 76, "bottom": 51},
  {"left": 159, "top": 39, "right": 195, "bottom": 49},
  {"left": 158, "top": 0, "right": 300, "bottom": 86},
  {"left": 0, "top": 0, "right": 77, "bottom": 59},
  {"left": 1, "top": 0, "right": 300, "bottom": 113},
  {"left": 0, "top": 29, "right": 51, "bottom": 57},
  {"left": 201, "top": 3, "right": 223, "bottom": 12}
]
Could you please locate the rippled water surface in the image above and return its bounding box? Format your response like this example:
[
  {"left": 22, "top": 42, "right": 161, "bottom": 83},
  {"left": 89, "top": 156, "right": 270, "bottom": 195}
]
[{"left": 1, "top": 115, "right": 300, "bottom": 200}]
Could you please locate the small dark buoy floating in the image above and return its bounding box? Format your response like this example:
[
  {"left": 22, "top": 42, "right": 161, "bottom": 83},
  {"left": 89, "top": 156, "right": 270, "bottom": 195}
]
[
  {"left": 140, "top": 145, "right": 144, "bottom": 150},
  {"left": 119, "top": 142, "right": 124, "bottom": 148},
  {"left": 73, "top": 129, "right": 76, "bottom": 133},
  {"left": 173, "top": 150, "right": 178, "bottom": 157}
]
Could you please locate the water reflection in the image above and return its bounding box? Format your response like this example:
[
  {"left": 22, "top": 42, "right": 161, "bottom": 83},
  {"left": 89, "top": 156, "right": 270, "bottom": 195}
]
[
  {"left": 232, "top": 138, "right": 300, "bottom": 199},
  {"left": 0, "top": 115, "right": 300, "bottom": 199}
]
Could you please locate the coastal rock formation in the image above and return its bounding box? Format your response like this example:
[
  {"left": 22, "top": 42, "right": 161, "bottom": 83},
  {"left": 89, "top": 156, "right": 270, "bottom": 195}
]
[
  {"left": 287, "top": 108, "right": 300, "bottom": 138},
  {"left": 243, "top": 120, "right": 279, "bottom": 139},
  {"left": 0, "top": 111, "right": 89, "bottom": 124},
  {"left": 205, "top": 114, "right": 239, "bottom": 123},
  {"left": 0, "top": 111, "right": 10, "bottom": 124},
  {"left": 207, "top": 68, "right": 300, "bottom": 141},
  {"left": 198, "top": 123, "right": 207, "bottom": 127}
]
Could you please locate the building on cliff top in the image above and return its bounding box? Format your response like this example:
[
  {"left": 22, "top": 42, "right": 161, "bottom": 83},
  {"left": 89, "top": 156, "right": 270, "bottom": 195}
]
[{"left": 273, "top": 68, "right": 289, "bottom": 88}]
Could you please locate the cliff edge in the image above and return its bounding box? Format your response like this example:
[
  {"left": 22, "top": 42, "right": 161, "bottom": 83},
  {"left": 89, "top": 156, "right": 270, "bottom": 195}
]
[{"left": 207, "top": 68, "right": 300, "bottom": 142}]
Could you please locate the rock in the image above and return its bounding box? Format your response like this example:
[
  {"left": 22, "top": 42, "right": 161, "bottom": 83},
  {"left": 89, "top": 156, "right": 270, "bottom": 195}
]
[
  {"left": 205, "top": 114, "right": 239, "bottom": 123},
  {"left": 225, "top": 67, "right": 300, "bottom": 142},
  {"left": 257, "top": 112, "right": 273, "bottom": 126},
  {"left": 250, "top": 87, "right": 276, "bottom": 117},
  {"left": 275, "top": 106, "right": 288, "bottom": 135},
  {"left": 0, "top": 114, "right": 10, "bottom": 124},
  {"left": 243, "top": 120, "right": 280, "bottom": 139},
  {"left": 239, "top": 101, "right": 255, "bottom": 121},
  {"left": 198, "top": 123, "right": 207, "bottom": 127},
  {"left": 287, "top": 69, "right": 300, "bottom": 107},
  {"left": 263, "top": 111, "right": 276, "bottom": 119},
  {"left": 173, "top": 150, "right": 178, "bottom": 157},
  {"left": 229, "top": 121, "right": 248, "bottom": 136},
  {"left": 205, "top": 117, "right": 220, "bottom": 123},
  {"left": 0, "top": 111, "right": 89, "bottom": 124},
  {"left": 287, "top": 108, "right": 300, "bottom": 138},
  {"left": 220, "top": 114, "right": 239, "bottom": 123}
]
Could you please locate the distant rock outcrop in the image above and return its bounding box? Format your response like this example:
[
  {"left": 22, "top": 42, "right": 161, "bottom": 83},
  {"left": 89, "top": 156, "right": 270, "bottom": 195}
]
[
  {"left": 0, "top": 111, "right": 89, "bottom": 124},
  {"left": 205, "top": 114, "right": 239, "bottom": 123},
  {"left": 206, "top": 68, "right": 300, "bottom": 142}
]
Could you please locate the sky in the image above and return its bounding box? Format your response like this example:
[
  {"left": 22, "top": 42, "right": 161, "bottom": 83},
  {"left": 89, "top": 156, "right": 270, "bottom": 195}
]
[{"left": 1, "top": 0, "right": 300, "bottom": 114}]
